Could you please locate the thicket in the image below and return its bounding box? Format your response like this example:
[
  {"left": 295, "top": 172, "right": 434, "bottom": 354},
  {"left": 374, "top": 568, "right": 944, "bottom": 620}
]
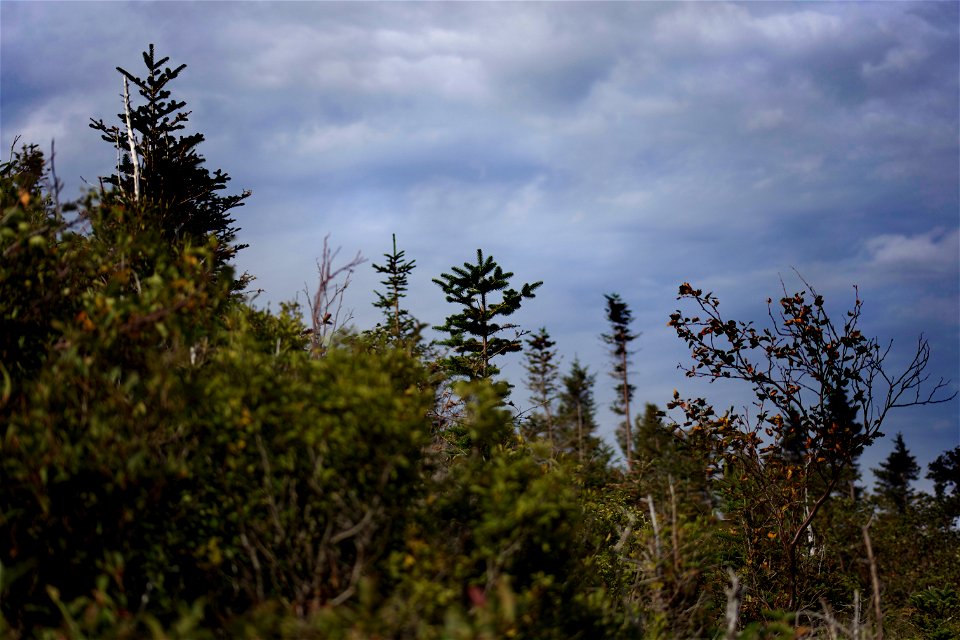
[{"left": 2, "top": 47, "right": 958, "bottom": 639}]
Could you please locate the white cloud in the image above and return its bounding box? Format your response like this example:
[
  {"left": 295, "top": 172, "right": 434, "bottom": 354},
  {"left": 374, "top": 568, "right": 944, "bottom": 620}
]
[
  {"left": 226, "top": 19, "right": 490, "bottom": 102},
  {"left": 654, "top": 3, "right": 842, "bottom": 53},
  {"left": 600, "top": 190, "right": 653, "bottom": 209},
  {"left": 864, "top": 228, "right": 959, "bottom": 275},
  {"left": 373, "top": 26, "right": 481, "bottom": 58},
  {"left": 504, "top": 175, "right": 547, "bottom": 221},
  {"left": 289, "top": 121, "right": 389, "bottom": 156},
  {"left": 746, "top": 108, "right": 787, "bottom": 132},
  {"left": 369, "top": 54, "right": 489, "bottom": 101},
  {"left": 862, "top": 44, "right": 929, "bottom": 78},
  {"left": 753, "top": 10, "right": 844, "bottom": 49}
]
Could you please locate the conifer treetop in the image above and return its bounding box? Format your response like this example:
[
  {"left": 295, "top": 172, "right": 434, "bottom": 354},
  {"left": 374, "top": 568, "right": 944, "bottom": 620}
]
[
  {"left": 89, "top": 44, "right": 249, "bottom": 273},
  {"left": 433, "top": 248, "right": 542, "bottom": 380}
]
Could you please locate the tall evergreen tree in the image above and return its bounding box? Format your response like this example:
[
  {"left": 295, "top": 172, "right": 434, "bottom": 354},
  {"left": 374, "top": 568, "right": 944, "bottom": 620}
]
[
  {"left": 371, "top": 234, "right": 422, "bottom": 344},
  {"left": 602, "top": 293, "right": 638, "bottom": 471},
  {"left": 555, "top": 359, "right": 607, "bottom": 467},
  {"left": 873, "top": 433, "right": 920, "bottom": 513},
  {"left": 522, "top": 327, "right": 560, "bottom": 446},
  {"left": 89, "top": 44, "right": 249, "bottom": 274},
  {"left": 433, "top": 249, "right": 542, "bottom": 381}
]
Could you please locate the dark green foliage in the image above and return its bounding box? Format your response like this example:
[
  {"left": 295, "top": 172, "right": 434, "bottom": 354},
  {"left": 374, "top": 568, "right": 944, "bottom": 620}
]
[
  {"left": 89, "top": 44, "right": 249, "bottom": 274},
  {"left": 187, "top": 320, "right": 435, "bottom": 616},
  {"left": 433, "top": 249, "right": 542, "bottom": 380},
  {"left": 907, "top": 586, "right": 960, "bottom": 640},
  {"left": 873, "top": 432, "right": 920, "bottom": 513},
  {"left": 371, "top": 381, "right": 615, "bottom": 639},
  {"left": 0, "top": 179, "right": 434, "bottom": 633},
  {"left": 602, "top": 293, "right": 638, "bottom": 470}
]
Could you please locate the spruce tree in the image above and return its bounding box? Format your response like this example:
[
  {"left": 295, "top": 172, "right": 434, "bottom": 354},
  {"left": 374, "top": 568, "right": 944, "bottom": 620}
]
[
  {"left": 873, "top": 432, "right": 920, "bottom": 513},
  {"left": 89, "top": 44, "right": 249, "bottom": 274},
  {"left": 433, "top": 249, "right": 542, "bottom": 381},
  {"left": 371, "top": 234, "right": 422, "bottom": 344},
  {"left": 522, "top": 327, "right": 560, "bottom": 446},
  {"left": 602, "top": 293, "right": 638, "bottom": 471}
]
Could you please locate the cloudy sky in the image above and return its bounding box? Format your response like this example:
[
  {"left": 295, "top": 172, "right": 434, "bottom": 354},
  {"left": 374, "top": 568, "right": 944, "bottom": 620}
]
[{"left": 3, "top": 1, "right": 957, "bottom": 485}]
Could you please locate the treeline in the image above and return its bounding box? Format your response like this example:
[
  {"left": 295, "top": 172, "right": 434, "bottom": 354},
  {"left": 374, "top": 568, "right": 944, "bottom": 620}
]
[{"left": 2, "top": 46, "right": 958, "bottom": 639}]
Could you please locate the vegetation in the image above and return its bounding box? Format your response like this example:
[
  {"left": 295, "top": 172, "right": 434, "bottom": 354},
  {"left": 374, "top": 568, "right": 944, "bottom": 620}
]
[{"left": 2, "top": 46, "right": 958, "bottom": 639}]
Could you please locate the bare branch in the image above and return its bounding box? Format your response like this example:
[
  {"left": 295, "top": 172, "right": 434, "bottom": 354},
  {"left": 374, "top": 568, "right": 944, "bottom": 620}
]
[
  {"left": 303, "top": 234, "right": 366, "bottom": 358},
  {"left": 723, "top": 568, "right": 742, "bottom": 640},
  {"left": 862, "top": 518, "right": 883, "bottom": 640},
  {"left": 122, "top": 77, "right": 141, "bottom": 202},
  {"left": 48, "top": 140, "right": 62, "bottom": 224}
]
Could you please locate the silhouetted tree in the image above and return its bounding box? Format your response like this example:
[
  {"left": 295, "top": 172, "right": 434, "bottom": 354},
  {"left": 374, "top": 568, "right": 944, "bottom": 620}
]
[
  {"left": 669, "top": 280, "right": 955, "bottom": 609},
  {"left": 873, "top": 433, "right": 920, "bottom": 513},
  {"left": 602, "top": 293, "right": 638, "bottom": 471},
  {"left": 928, "top": 445, "right": 960, "bottom": 520},
  {"left": 90, "top": 44, "right": 249, "bottom": 276}
]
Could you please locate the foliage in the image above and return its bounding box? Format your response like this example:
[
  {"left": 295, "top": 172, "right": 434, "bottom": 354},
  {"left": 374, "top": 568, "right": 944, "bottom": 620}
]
[
  {"left": 0, "top": 149, "right": 433, "bottom": 632},
  {"left": 1, "top": 165, "right": 232, "bottom": 630},
  {"left": 906, "top": 586, "right": 960, "bottom": 640},
  {"left": 433, "top": 249, "right": 542, "bottom": 381},
  {"left": 1, "top": 144, "right": 81, "bottom": 384}
]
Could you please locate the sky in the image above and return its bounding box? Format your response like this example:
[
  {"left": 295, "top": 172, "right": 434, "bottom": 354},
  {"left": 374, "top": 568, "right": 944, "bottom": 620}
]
[{"left": 2, "top": 1, "right": 958, "bottom": 488}]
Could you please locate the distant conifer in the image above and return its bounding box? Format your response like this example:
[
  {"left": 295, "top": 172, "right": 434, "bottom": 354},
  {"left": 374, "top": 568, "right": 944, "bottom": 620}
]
[
  {"left": 873, "top": 432, "right": 920, "bottom": 513},
  {"left": 372, "top": 234, "right": 423, "bottom": 344},
  {"left": 602, "top": 293, "right": 638, "bottom": 471},
  {"left": 522, "top": 327, "right": 560, "bottom": 446}
]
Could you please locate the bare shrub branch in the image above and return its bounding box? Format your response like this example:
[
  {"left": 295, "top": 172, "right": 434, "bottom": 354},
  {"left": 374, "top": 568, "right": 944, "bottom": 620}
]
[{"left": 303, "top": 235, "right": 365, "bottom": 358}]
